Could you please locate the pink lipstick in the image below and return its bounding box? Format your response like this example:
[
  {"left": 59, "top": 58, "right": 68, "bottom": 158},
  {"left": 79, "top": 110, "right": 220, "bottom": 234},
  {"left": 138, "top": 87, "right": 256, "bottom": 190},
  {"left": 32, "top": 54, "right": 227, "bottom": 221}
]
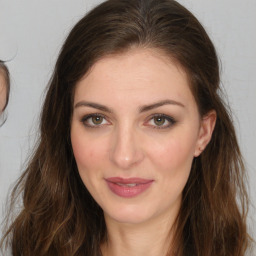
[{"left": 105, "top": 177, "right": 154, "bottom": 198}]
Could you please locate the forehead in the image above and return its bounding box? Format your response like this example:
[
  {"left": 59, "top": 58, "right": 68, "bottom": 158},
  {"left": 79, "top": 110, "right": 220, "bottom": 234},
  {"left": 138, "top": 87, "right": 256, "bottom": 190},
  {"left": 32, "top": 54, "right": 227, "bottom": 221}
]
[{"left": 74, "top": 48, "right": 196, "bottom": 109}]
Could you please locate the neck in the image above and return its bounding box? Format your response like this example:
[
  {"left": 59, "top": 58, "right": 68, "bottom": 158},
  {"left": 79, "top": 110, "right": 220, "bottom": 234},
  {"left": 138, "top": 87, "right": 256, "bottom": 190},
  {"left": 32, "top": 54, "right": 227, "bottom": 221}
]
[{"left": 101, "top": 213, "right": 176, "bottom": 256}]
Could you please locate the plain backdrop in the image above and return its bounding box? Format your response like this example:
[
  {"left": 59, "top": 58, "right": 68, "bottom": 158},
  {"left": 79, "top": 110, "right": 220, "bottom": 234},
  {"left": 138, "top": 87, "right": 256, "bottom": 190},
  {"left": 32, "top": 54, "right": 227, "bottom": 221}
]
[{"left": 0, "top": 0, "right": 256, "bottom": 247}]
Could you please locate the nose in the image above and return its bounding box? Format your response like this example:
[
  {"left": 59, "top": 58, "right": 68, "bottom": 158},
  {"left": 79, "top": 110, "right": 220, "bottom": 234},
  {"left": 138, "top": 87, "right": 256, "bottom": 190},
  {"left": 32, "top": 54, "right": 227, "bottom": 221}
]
[{"left": 109, "top": 125, "right": 144, "bottom": 170}]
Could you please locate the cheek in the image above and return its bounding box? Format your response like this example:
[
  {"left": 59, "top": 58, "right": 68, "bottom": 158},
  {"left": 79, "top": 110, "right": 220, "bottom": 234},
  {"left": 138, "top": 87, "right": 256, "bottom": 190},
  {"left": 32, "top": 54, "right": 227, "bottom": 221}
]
[
  {"left": 150, "top": 138, "right": 196, "bottom": 204},
  {"left": 71, "top": 133, "right": 108, "bottom": 201},
  {"left": 165, "top": 140, "right": 194, "bottom": 164},
  {"left": 71, "top": 130, "right": 106, "bottom": 175},
  {"left": 148, "top": 132, "right": 197, "bottom": 177}
]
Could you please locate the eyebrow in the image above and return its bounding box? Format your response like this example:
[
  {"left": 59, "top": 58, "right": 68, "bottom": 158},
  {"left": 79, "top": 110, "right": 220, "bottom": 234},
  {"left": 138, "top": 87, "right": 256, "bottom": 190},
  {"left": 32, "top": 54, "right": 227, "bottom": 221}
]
[
  {"left": 139, "top": 99, "right": 185, "bottom": 112},
  {"left": 74, "top": 101, "right": 113, "bottom": 113},
  {"left": 74, "top": 99, "right": 184, "bottom": 113}
]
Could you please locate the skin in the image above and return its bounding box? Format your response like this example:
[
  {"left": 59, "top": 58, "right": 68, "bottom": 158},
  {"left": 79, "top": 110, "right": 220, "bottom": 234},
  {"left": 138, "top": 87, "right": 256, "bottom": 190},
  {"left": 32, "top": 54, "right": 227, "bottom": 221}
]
[
  {"left": 71, "top": 48, "right": 216, "bottom": 256},
  {"left": 0, "top": 73, "right": 7, "bottom": 112}
]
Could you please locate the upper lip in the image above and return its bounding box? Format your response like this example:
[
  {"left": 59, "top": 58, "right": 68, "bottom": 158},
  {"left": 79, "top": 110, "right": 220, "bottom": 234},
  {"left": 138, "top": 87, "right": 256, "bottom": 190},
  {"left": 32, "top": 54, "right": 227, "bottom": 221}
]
[{"left": 105, "top": 177, "right": 154, "bottom": 184}]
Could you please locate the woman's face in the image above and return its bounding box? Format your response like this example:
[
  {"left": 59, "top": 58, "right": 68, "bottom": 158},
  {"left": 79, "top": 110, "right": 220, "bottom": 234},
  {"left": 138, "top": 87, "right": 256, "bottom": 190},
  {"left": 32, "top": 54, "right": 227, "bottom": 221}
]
[
  {"left": 71, "top": 48, "right": 214, "bottom": 225},
  {"left": 0, "top": 73, "right": 7, "bottom": 112}
]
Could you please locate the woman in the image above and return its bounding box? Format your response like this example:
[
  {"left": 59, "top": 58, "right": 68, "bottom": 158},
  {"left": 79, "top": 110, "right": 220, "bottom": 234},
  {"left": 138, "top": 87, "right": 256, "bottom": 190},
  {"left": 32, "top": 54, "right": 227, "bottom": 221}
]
[
  {"left": 0, "top": 60, "right": 10, "bottom": 125},
  {"left": 1, "top": 0, "right": 251, "bottom": 255}
]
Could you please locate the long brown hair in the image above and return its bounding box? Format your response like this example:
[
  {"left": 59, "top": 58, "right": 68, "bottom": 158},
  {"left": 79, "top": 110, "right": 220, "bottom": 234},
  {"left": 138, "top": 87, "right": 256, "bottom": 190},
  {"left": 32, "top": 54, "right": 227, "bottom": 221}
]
[{"left": 1, "top": 0, "right": 251, "bottom": 255}]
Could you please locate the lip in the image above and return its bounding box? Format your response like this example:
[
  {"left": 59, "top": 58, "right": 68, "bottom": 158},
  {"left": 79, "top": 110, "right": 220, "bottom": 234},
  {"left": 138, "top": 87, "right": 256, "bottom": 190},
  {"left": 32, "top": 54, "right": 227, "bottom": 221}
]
[{"left": 105, "top": 177, "right": 154, "bottom": 198}]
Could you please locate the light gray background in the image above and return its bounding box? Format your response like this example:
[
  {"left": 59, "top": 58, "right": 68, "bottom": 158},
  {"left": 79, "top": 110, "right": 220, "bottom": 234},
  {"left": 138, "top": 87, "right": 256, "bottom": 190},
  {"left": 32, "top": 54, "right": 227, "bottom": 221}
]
[{"left": 1, "top": 0, "right": 256, "bottom": 246}]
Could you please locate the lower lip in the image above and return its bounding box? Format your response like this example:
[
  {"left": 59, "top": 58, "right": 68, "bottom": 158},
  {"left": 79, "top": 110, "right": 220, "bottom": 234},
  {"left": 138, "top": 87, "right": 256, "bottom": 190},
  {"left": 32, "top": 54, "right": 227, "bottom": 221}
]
[{"left": 106, "top": 180, "right": 153, "bottom": 198}]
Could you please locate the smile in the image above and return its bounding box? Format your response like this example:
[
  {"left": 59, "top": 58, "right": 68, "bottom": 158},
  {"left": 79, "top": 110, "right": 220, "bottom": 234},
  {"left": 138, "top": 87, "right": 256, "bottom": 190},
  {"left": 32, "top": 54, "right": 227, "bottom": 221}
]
[
  {"left": 116, "top": 183, "right": 138, "bottom": 187},
  {"left": 105, "top": 177, "right": 154, "bottom": 198}
]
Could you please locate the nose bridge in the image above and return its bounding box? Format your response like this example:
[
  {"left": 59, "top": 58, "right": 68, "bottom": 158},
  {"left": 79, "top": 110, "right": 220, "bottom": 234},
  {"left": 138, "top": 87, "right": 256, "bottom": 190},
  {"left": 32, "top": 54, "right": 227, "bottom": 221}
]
[{"left": 110, "top": 121, "right": 144, "bottom": 169}]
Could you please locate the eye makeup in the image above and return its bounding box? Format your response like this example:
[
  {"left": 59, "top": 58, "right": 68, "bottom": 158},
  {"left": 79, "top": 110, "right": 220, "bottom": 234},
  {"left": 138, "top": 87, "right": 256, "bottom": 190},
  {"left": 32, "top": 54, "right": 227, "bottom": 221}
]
[
  {"left": 144, "top": 113, "right": 177, "bottom": 129},
  {"left": 80, "top": 112, "right": 177, "bottom": 130},
  {"left": 81, "top": 113, "right": 111, "bottom": 128}
]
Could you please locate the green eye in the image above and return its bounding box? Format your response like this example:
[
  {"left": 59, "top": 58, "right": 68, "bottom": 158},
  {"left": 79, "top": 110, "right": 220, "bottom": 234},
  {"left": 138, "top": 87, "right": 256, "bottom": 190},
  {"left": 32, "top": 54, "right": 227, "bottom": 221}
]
[
  {"left": 153, "top": 116, "right": 166, "bottom": 126},
  {"left": 81, "top": 114, "right": 109, "bottom": 128},
  {"left": 91, "top": 116, "right": 104, "bottom": 125},
  {"left": 146, "top": 114, "right": 176, "bottom": 129}
]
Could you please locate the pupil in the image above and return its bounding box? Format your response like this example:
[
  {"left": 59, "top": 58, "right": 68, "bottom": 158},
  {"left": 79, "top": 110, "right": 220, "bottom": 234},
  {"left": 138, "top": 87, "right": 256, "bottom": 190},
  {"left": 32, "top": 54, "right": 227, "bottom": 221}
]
[
  {"left": 154, "top": 117, "right": 165, "bottom": 126},
  {"left": 92, "top": 116, "right": 102, "bottom": 124}
]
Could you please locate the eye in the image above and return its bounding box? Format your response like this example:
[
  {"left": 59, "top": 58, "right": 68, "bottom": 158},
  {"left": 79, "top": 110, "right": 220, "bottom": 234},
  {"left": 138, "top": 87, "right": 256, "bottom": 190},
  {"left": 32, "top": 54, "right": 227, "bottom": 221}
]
[
  {"left": 81, "top": 114, "right": 110, "bottom": 128},
  {"left": 153, "top": 116, "right": 166, "bottom": 126},
  {"left": 91, "top": 116, "right": 104, "bottom": 125},
  {"left": 146, "top": 114, "right": 176, "bottom": 129}
]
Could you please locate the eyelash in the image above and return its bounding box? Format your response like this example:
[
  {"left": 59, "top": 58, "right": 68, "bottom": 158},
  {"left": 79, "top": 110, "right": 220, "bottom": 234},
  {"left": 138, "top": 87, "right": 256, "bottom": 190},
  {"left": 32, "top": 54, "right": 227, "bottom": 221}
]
[
  {"left": 80, "top": 113, "right": 176, "bottom": 129},
  {"left": 145, "top": 114, "right": 176, "bottom": 129},
  {"left": 81, "top": 113, "right": 110, "bottom": 128}
]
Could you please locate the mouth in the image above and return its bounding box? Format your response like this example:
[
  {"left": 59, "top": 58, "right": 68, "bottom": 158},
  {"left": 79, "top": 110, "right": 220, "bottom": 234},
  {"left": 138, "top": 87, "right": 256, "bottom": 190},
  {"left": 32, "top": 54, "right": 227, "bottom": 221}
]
[
  {"left": 105, "top": 177, "right": 154, "bottom": 198},
  {"left": 116, "top": 183, "right": 138, "bottom": 187}
]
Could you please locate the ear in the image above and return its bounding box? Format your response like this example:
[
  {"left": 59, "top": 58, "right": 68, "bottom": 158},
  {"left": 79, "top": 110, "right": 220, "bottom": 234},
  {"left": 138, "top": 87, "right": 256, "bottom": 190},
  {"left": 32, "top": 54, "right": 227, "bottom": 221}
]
[{"left": 194, "top": 110, "right": 217, "bottom": 157}]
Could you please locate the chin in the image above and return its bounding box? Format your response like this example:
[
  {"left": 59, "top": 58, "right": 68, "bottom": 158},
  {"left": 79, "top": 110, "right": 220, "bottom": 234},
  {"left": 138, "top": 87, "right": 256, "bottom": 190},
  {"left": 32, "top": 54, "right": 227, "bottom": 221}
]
[{"left": 103, "top": 204, "right": 155, "bottom": 225}]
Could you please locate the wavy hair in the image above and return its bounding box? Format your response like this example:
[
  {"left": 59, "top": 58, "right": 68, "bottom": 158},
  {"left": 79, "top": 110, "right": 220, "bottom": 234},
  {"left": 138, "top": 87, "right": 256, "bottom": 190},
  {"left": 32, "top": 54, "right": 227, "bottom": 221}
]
[{"left": 1, "top": 0, "right": 251, "bottom": 255}]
